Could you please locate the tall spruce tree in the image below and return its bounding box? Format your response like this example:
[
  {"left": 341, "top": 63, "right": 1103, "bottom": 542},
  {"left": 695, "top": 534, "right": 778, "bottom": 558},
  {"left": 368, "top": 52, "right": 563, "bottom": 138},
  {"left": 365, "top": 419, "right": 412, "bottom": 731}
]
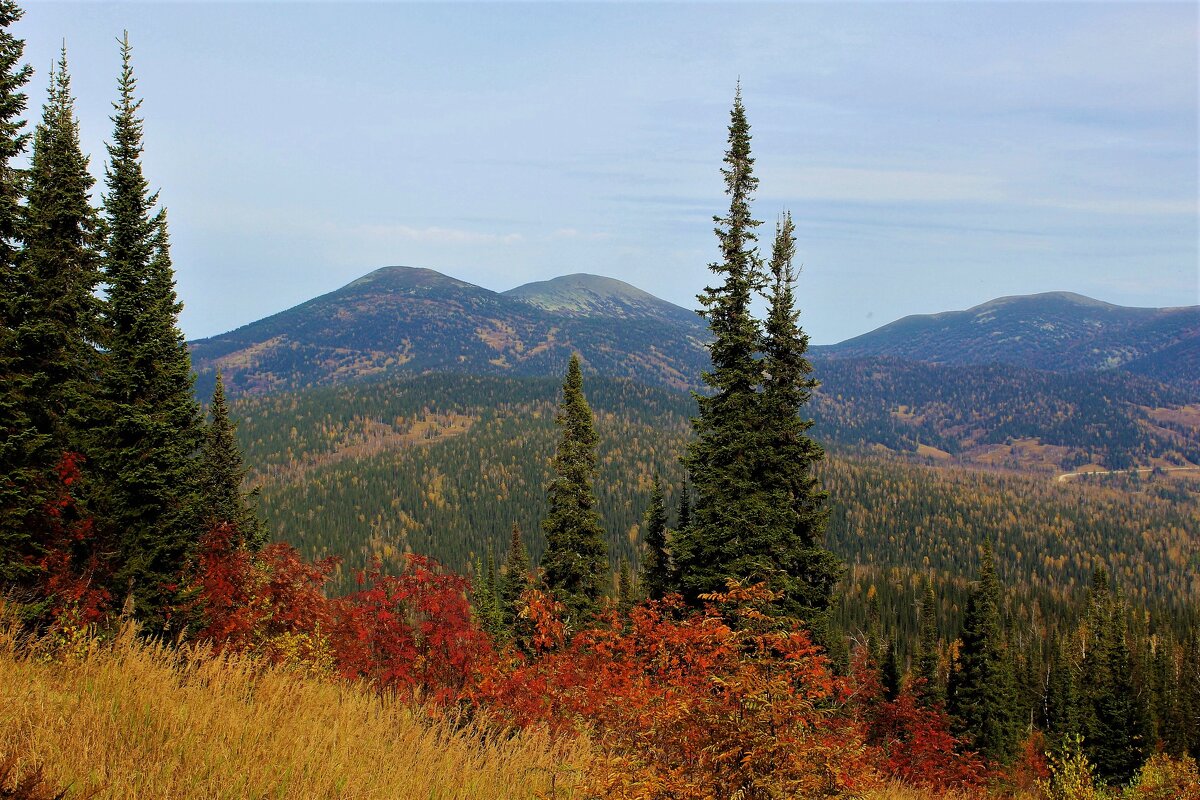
[
  {"left": 200, "top": 372, "right": 266, "bottom": 550},
  {"left": 674, "top": 86, "right": 768, "bottom": 603},
  {"left": 22, "top": 49, "right": 101, "bottom": 456},
  {"left": 758, "top": 212, "right": 841, "bottom": 626},
  {"left": 0, "top": 0, "right": 34, "bottom": 584},
  {"left": 674, "top": 89, "right": 839, "bottom": 626},
  {"left": 641, "top": 475, "right": 673, "bottom": 600},
  {"left": 94, "top": 35, "right": 204, "bottom": 631},
  {"left": 948, "top": 541, "right": 1021, "bottom": 764},
  {"left": 540, "top": 354, "right": 608, "bottom": 624}
]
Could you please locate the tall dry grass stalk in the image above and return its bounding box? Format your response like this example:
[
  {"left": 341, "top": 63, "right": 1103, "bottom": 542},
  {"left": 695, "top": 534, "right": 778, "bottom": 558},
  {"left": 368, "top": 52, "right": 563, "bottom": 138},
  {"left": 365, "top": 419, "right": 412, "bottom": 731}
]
[{"left": 0, "top": 621, "right": 590, "bottom": 799}]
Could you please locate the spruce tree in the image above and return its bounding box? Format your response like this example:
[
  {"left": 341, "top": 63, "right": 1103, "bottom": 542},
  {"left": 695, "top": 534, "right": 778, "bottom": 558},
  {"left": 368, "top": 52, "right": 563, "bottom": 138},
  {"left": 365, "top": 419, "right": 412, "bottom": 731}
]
[
  {"left": 498, "top": 521, "right": 531, "bottom": 630},
  {"left": 93, "top": 35, "right": 204, "bottom": 632},
  {"left": 200, "top": 372, "right": 266, "bottom": 550},
  {"left": 0, "top": 0, "right": 35, "bottom": 584},
  {"left": 758, "top": 212, "right": 842, "bottom": 626},
  {"left": 21, "top": 48, "right": 101, "bottom": 456},
  {"left": 641, "top": 475, "right": 673, "bottom": 600},
  {"left": 474, "top": 550, "right": 504, "bottom": 640},
  {"left": 948, "top": 541, "right": 1021, "bottom": 764},
  {"left": 1082, "top": 585, "right": 1149, "bottom": 785},
  {"left": 674, "top": 89, "right": 839, "bottom": 628},
  {"left": 676, "top": 482, "right": 690, "bottom": 532},
  {"left": 540, "top": 354, "right": 608, "bottom": 624},
  {"left": 915, "top": 578, "right": 944, "bottom": 707},
  {"left": 674, "top": 86, "right": 768, "bottom": 604},
  {"left": 1044, "top": 637, "right": 1081, "bottom": 751},
  {"left": 882, "top": 638, "right": 902, "bottom": 702},
  {"left": 617, "top": 557, "right": 632, "bottom": 616}
]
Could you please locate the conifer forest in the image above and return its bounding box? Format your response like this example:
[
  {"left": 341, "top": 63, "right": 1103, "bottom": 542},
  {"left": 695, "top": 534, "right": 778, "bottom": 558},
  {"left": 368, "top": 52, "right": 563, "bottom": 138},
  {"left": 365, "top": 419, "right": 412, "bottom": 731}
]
[{"left": 1, "top": 3, "right": 1198, "bottom": 798}]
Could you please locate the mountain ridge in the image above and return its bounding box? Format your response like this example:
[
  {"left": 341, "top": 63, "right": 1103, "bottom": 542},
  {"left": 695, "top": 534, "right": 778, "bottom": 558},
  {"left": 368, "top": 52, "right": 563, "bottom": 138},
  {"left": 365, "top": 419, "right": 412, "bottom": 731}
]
[{"left": 189, "top": 266, "right": 1198, "bottom": 397}]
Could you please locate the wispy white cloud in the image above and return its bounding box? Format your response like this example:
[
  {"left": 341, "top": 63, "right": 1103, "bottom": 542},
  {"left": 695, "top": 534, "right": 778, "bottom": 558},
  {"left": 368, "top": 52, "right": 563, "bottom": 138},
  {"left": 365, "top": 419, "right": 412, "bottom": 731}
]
[{"left": 548, "top": 227, "right": 611, "bottom": 241}]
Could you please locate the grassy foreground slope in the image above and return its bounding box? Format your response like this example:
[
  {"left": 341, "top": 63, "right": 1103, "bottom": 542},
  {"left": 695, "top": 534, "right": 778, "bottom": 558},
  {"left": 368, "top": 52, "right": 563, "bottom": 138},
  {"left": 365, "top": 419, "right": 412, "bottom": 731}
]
[{"left": 0, "top": 622, "right": 588, "bottom": 800}]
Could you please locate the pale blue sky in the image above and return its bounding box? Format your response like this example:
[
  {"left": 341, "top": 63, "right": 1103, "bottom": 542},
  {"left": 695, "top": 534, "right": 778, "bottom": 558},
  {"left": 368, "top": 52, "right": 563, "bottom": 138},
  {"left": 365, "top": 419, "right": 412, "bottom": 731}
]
[{"left": 18, "top": 2, "right": 1199, "bottom": 344}]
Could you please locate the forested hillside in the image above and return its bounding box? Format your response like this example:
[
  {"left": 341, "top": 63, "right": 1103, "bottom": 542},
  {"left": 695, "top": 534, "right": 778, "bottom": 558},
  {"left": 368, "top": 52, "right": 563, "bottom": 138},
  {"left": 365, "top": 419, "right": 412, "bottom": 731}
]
[{"left": 234, "top": 372, "right": 1200, "bottom": 622}]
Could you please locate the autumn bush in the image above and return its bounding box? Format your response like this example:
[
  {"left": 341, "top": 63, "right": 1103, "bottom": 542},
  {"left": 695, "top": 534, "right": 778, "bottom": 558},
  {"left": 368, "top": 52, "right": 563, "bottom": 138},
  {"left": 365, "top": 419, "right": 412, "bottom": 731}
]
[
  {"left": 845, "top": 648, "right": 987, "bottom": 791},
  {"left": 477, "top": 582, "right": 874, "bottom": 799},
  {"left": 1122, "top": 752, "right": 1200, "bottom": 800}
]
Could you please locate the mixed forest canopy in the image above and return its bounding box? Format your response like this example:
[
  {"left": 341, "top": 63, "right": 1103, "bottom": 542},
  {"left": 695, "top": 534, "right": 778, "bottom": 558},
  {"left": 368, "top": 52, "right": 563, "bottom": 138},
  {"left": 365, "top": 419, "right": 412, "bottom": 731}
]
[{"left": 0, "top": 3, "right": 1198, "bottom": 797}]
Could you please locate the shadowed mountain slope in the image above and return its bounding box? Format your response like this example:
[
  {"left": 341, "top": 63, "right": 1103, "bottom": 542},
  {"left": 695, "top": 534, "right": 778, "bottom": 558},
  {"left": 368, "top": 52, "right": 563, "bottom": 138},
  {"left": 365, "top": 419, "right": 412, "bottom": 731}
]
[
  {"left": 189, "top": 266, "right": 709, "bottom": 397},
  {"left": 818, "top": 291, "right": 1199, "bottom": 389}
]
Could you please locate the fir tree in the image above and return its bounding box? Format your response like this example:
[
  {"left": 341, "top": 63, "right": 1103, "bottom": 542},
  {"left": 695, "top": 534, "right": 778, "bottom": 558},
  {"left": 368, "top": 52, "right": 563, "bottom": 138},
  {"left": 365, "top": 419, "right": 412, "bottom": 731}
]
[
  {"left": 617, "top": 557, "right": 632, "bottom": 616},
  {"left": 474, "top": 550, "right": 504, "bottom": 640},
  {"left": 21, "top": 48, "right": 101, "bottom": 456},
  {"left": 540, "top": 354, "right": 608, "bottom": 624},
  {"left": 1043, "top": 637, "right": 1081, "bottom": 751},
  {"left": 948, "top": 541, "right": 1021, "bottom": 764},
  {"left": 676, "top": 482, "right": 690, "bottom": 532},
  {"left": 93, "top": 35, "right": 204, "bottom": 632},
  {"left": 674, "top": 86, "right": 768, "bottom": 604},
  {"left": 200, "top": 372, "right": 266, "bottom": 550},
  {"left": 1081, "top": 583, "right": 1149, "bottom": 785},
  {"left": 1182, "top": 633, "right": 1200, "bottom": 760},
  {"left": 882, "top": 638, "right": 902, "bottom": 702},
  {"left": 674, "top": 89, "right": 839, "bottom": 628},
  {"left": 915, "top": 578, "right": 944, "bottom": 707},
  {"left": 640, "top": 475, "right": 673, "bottom": 600},
  {"left": 0, "top": 0, "right": 35, "bottom": 584},
  {"left": 498, "top": 521, "right": 531, "bottom": 631},
  {"left": 758, "top": 211, "right": 842, "bottom": 627}
]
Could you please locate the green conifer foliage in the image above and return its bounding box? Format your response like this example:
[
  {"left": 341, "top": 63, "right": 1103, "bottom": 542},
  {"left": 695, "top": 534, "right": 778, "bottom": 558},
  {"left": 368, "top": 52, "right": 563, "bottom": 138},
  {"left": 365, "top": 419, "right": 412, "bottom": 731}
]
[
  {"left": 1044, "top": 637, "right": 1081, "bottom": 751},
  {"left": 675, "top": 87, "right": 767, "bottom": 606},
  {"left": 948, "top": 541, "right": 1021, "bottom": 764},
  {"left": 540, "top": 354, "right": 608, "bottom": 624},
  {"left": 1182, "top": 634, "right": 1200, "bottom": 760},
  {"left": 674, "top": 90, "right": 840, "bottom": 629},
  {"left": 882, "top": 638, "right": 902, "bottom": 702},
  {"left": 1081, "top": 579, "right": 1149, "bottom": 785},
  {"left": 200, "top": 373, "right": 266, "bottom": 550},
  {"left": 676, "top": 482, "right": 690, "bottom": 532},
  {"left": 641, "top": 475, "right": 673, "bottom": 600},
  {"left": 474, "top": 550, "right": 504, "bottom": 640},
  {"left": 617, "top": 557, "right": 632, "bottom": 616},
  {"left": 21, "top": 49, "right": 101, "bottom": 455},
  {"left": 94, "top": 35, "right": 204, "bottom": 632},
  {"left": 498, "top": 521, "right": 531, "bottom": 631},
  {"left": 758, "top": 212, "right": 842, "bottom": 627},
  {"left": 0, "top": 0, "right": 35, "bottom": 583},
  {"left": 916, "top": 579, "right": 944, "bottom": 707}
]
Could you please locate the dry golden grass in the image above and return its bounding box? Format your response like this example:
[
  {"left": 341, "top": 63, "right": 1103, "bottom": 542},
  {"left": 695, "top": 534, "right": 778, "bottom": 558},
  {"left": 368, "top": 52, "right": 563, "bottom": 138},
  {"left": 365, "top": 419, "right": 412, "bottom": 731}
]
[{"left": 0, "top": 623, "right": 590, "bottom": 800}]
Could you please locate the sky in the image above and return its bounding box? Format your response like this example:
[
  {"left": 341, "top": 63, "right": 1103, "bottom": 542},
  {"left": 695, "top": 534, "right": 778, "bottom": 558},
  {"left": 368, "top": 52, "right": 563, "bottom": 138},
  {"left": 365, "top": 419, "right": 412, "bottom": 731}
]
[{"left": 17, "top": 2, "right": 1199, "bottom": 345}]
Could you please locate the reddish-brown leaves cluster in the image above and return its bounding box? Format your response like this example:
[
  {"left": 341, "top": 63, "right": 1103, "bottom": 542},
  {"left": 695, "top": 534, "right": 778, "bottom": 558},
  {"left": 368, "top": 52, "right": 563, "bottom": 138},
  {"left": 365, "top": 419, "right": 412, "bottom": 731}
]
[
  {"left": 184, "top": 538, "right": 990, "bottom": 797},
  {"left": 35, "top": 453, "right": 109, "bottom": 627},
  {"left": 477, "top": 583, "right": 869, "bottom": 798},
  {"left": 845, "top": 648, "right": 987, "bottom": 790}
]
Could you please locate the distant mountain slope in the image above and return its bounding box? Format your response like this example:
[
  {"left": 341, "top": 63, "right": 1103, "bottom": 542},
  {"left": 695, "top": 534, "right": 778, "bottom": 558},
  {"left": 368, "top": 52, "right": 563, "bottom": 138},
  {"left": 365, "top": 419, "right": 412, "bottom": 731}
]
[
  {"left": 189, "top": 266, "right": 709, "bottom": 397},
  {"left": 503, "top": 273, "right": 700, "bottom": 326},
  {"left": 818, "top": 292, "right": 1199, "bottom": 388}
]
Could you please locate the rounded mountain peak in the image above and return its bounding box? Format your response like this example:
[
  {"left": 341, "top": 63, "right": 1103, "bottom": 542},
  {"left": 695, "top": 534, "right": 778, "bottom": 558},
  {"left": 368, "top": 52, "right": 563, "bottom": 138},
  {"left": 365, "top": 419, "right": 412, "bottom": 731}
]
[{"left": 504, "top": 273, "right": 698, "bottom": 325}]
